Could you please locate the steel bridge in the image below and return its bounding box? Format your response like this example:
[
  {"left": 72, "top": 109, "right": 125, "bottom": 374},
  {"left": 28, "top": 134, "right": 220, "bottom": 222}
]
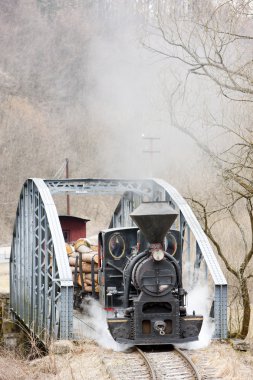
[{"left": 10, "top": 178, "right": 227, "bottom": 342}]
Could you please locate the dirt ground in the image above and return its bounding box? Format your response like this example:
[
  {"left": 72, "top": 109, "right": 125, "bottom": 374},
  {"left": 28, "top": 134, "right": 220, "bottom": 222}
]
[
  {"left": 1, "top": 249, "right": 253, "bottom": 379},
  {"left": 1, "top": 339, "right": 253, "bottom": 380},
  {"left": 190, "top": 341, "right": 253, "bottom": 379}
]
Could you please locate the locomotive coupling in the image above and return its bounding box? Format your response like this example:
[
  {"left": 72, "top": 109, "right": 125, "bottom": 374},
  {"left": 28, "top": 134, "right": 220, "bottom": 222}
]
[{"left": 154, "top": 320, "right": 166, "bottom": 335}]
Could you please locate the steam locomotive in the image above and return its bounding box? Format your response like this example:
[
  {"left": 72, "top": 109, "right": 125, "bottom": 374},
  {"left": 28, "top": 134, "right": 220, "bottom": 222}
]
[{"left": 75, "top": 202, "right": 203, "bottom": 345}]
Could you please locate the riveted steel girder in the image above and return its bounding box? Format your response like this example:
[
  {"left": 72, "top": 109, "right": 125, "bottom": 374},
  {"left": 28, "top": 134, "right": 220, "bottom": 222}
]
[
  {"left": 45, "top": 178, "right": 227, "bottom": 338},
  {"left": 10, "top": 179, "right": 73, "bottom": 342},
  {"left": 10, "top": 178, "right": 227, "bottom": 341}
]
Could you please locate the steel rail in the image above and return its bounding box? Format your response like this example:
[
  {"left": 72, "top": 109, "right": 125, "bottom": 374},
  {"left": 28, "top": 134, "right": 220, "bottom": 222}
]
[
  {"left": 136, "top": 346, "right": 201, "bottom": 380},
  {"left": 136, "top": 347, "right": 157, "bottom": 380},
  {"left": 174, "top": 346, "right": 201, "bottom": 380}
]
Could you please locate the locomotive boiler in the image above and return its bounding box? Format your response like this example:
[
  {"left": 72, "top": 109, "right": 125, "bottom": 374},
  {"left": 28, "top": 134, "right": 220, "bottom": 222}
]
[{"left": 95, "top": 201, "right": 203, "bottom": 344}]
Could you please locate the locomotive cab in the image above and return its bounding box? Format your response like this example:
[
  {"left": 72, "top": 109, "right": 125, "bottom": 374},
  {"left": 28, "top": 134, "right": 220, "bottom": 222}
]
[
  {"left": 98, "top": 226, "right": 139, "bottom": 310},
  {"left": 98, "top": 202, "right": 203, "bottom": 345}
]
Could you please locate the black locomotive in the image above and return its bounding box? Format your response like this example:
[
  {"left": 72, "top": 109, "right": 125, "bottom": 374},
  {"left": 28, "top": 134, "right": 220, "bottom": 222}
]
[
  {"left": 72, "top": 202, "right": 203, "bottom": 344},
  {"left": 91, "top": 201, "right": 203, "bottom": 345}
]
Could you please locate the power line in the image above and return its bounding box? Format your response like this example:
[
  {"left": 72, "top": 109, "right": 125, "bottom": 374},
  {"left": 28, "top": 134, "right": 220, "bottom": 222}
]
[
  {"left": 53, "top": 160, "right": 67, "bottom": 179},
  {"left": 142, "top": 134, "right": 160, "bottom": 177}
]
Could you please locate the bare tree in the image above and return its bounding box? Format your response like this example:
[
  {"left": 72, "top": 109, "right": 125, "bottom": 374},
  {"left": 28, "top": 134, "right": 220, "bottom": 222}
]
[
  {"left": 188, "top": 193, "right": 253, "bottom": 338},
  {"left": 152, "top": 0, "right": 253, "bottom": 102},
  {"left": 149, "top": 0, "right": 253, "bottom": 338}
]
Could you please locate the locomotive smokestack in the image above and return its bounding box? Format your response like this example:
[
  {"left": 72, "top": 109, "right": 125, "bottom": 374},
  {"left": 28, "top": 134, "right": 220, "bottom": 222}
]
[{"left": 130, "top": 202, "right": 178, "bottom": 244}]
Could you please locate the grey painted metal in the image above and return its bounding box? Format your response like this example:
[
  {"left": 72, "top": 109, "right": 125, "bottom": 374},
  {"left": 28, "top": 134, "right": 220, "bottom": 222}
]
[
  {"left": 10, "top": 179, "right": 73, "bottom": 342},
  {"left": 153, "top": 179, "right": 227, "bottom": 338},
  {"left": 45, "top": 178, "right": 153, "bottom": 197},
  {"left": 10, "top": 177, "right": 227, "bottom": 340},
  {"left": 154, "top": 179, "right": 226, "bottom": 285},
  {"left": 214, "top": 284, "right": 228, "bottom": 339}
]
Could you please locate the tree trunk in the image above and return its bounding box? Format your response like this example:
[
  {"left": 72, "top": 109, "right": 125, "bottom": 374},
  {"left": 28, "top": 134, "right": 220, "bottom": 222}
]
[{"left": 239, "top": 277, "right": 251, "bottom": 339}]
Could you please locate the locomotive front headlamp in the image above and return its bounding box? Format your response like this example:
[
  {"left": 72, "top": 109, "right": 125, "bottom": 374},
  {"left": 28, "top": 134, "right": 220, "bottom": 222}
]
[{"left": 152, "top": 249, "right": 164, "bottom": 261}]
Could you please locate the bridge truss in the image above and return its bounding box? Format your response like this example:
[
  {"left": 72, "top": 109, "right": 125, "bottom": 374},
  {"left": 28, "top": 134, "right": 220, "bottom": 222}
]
[{"left": 10, "top": 178, "right": 227, "bottom": 342}]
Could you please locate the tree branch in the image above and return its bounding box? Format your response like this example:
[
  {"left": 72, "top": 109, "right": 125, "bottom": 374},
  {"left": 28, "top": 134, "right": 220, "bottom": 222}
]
[{"left": 189, "top": 198, "right": 239, "bottom": 278}]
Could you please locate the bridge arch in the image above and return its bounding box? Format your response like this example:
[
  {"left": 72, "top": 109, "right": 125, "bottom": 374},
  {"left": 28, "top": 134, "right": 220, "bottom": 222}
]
[
  {"left": 10, "top": 178, "right": 73, "bottom": 341},
  {"left": 10, "top": 178, "right": 227, "bottom": 341}
]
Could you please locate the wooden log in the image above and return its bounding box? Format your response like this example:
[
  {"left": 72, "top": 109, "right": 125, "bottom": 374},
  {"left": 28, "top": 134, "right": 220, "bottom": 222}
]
[
  {"left": 74, "top": 238, "right": 91, "bottom": 252},
  {"left": 81, "top": 252, "right": 98, "bottom": 264},
  {"left": 71, "top": 274, "right": 98, "bottom": 283},
  {"left": 68, "top": 258, "right": 98, "bottom": 273},
  {"left": 85, "top": 273, "right": 98, "bottom": 282},
  {"left": 84, "top": 279, "right": 98, "bottom": 286},
  {"left": 70, "top": 266, "right": 79, "bottom": 273},
  {"left": 76, "top": 245, "right": 93, "bottom": 254},
  {"left": 68, "top": 251, "right": 79, "bottom": 259},
  {"left": 84, "top": 285, "right": 99, "bottom": 293},
  {"left": 81, "top": 262, "right": 98, "bottom": 273},
  {"left": 68, "top": 257, "right": 79, "bottom": 266},
  {"left": 65, "top": 243, "right": 75, "bottom": 255},
  {"left": 68, "top": 251, "right": 98, "bottom": 262},
  {"left": 72, "top": 274, "right": 99, "bottom": 289}
]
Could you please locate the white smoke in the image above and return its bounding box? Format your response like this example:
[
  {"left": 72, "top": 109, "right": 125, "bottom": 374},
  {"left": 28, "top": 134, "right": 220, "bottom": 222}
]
[
  {"left": 73, "top": 297, "right": 132, "bottom": 352},
  {"left": 73, "top": 285, "right": 214, "bottom": 351},
  {"left": 175, "top": 283, "right": 215, "bottom": 349}
]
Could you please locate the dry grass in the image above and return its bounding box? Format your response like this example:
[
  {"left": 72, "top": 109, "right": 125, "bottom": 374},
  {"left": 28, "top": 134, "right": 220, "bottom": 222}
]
[
  {"left": 0, "top": 348, "right": 28, "bottom": 380},
  {"left": 28, "top": 339, "right": 110, "bottom": 380},
  {"left": 210, "top": 343, "right": 253, "bottom": 380},
  {"left": 1, "top": 337, "right": 253, "bottom": 379},
  {"left": 190, "top": 341, "right": 253, "bottom": 380},
  {"left": 0, "top": 338, "right": 110, "bottom": 380}
]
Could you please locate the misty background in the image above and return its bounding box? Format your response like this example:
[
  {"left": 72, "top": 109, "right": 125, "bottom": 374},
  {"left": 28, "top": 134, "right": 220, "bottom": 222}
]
[
  {"left": 0, "top": 0, "right": 230, "bottom": 244},
  {"left": 1, "top": 0, "right": 253, "bottom": 341}
]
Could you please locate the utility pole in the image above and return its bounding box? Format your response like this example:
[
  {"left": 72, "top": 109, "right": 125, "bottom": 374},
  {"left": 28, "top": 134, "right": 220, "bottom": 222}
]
[
  {"left": 65, "top": 158, "right": 70, "bottom": 215},
  {"left": 142, "top": 135, "right": 160, "bottom": 177}
]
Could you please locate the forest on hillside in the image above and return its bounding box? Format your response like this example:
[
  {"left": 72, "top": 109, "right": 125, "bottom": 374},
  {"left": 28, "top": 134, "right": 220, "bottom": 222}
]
[
  {"left": 0, "top": 0, "right": 222, "bottom": 243},
  {"left": 1, "top": 0, "right": 253, "bottom": 337}
]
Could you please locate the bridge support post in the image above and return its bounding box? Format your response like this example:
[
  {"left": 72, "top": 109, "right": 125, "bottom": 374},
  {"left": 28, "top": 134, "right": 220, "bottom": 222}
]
[{"left": 214, "top": 284, "right": 228, "bottom": 339}]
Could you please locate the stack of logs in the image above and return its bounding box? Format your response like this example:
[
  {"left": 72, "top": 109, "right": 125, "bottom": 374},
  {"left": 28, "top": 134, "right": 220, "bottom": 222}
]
[{"left": 65, "top": 237, "right": 99, "bottom": 293}]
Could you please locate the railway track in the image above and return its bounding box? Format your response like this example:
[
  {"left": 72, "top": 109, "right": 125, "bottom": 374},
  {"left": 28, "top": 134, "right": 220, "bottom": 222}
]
[{"left": 102, "top": 346, "right": 201, "bottom": 380}]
